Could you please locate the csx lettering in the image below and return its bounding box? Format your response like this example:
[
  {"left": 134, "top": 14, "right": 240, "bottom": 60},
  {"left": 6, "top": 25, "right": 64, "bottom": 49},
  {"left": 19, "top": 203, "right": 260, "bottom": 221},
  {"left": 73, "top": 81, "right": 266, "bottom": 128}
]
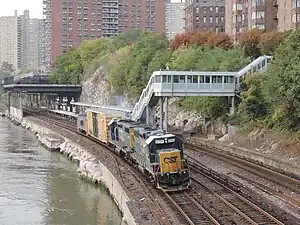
[{"left": 164, "top": 156, "right": 178, "bottom": 163}]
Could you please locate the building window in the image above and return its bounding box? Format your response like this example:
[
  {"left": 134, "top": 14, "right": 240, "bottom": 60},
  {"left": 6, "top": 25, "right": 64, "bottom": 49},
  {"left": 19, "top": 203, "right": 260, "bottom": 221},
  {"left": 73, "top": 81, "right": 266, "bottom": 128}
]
[
  {"left": 204, "top": 17, "right": 207, "bottom": 23},
  {"left": 252, "top": 0, "right": 264, "bottom": 6},
  {"left": 252, "top": 11, "right": 265, "bottom": 19},
  {"left": 252, "top": 24, "right": 265, "bottom": 30},
  {"left": 216, "top": 7, "right": 218, "bottom": 13},
  {"left": 292, "top": 13, "right": 300, "bottom": 22},
  {"left": 292, "top": 0, "right": 300, "bottom": 8}
]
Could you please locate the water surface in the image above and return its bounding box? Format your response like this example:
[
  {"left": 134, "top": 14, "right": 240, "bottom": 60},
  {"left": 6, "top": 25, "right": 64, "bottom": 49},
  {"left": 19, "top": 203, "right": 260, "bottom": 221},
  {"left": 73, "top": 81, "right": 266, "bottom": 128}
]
[{"left": 0, "top": 118, "right": 122, "bottom": 225}]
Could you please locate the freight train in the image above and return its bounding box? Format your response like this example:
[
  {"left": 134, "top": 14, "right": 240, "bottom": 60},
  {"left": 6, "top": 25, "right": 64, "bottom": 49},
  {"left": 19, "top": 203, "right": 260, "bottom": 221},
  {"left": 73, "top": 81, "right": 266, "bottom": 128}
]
[{"left": 77, "top": 108, "right": 191, "bottom": 192}]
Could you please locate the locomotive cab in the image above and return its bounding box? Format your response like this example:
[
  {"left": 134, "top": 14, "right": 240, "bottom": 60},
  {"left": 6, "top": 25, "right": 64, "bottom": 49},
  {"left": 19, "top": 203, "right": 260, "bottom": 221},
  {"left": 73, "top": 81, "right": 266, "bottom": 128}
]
[{"left": 145, "top": 134, "right": 191, "bottom": 191}]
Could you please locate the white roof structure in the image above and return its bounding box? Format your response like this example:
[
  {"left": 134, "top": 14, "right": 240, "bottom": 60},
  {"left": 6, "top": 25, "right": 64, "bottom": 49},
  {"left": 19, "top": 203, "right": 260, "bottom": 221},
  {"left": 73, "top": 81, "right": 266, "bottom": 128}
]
[{"left": 145, "top": 133, "right": 175, "bottom": 145}]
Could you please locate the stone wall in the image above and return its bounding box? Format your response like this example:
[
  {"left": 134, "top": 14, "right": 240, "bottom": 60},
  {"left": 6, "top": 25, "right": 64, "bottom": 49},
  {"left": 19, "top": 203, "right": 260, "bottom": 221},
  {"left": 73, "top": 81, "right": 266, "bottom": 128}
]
[{"left": 9, "top": 106, "right": 23, "bottom": 123}]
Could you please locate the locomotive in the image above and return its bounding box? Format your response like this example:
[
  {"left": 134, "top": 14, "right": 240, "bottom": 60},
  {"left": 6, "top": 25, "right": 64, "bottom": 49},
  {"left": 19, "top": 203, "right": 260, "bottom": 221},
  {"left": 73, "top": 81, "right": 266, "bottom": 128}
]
[{"left": 77, "top": 108, "right": 191, "bottom": 192}]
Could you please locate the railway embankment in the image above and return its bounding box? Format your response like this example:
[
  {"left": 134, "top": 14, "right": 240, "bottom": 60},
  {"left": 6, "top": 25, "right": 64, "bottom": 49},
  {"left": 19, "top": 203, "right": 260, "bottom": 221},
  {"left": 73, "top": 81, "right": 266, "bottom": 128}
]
[
  {"left": 14, "top": 117, "right": 137, "bottom": 225},
  {"left": 187, "top": 136, "right": 300, "bottom": 178}
]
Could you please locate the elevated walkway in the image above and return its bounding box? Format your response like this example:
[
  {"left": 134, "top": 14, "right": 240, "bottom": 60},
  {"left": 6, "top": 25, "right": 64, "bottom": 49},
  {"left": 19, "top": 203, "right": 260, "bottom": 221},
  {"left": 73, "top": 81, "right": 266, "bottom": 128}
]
[{"left": 131, "top": 55, "right": 272, "bottom": 130}]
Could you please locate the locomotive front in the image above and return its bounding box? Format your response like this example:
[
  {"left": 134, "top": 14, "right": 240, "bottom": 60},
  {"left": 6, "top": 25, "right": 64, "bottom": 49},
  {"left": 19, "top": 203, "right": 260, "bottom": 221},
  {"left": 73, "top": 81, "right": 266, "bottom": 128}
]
[{"left": 145, "top": 134, "right": 191, "bottom": 191}]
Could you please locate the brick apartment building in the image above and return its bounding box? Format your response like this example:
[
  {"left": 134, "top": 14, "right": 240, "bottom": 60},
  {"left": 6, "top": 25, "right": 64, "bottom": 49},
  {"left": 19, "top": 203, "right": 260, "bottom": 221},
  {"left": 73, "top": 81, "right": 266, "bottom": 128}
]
[
  {"left": 119, "top": 0, "right": 165, "bottom": 34},
  {"left": 43, "top": 0, "right": 165, "bottom": 70},
  {"left": 184, "top": 0, "right": 226, "bottom": 33},
  {"left": 277, "top": 0, "right": 300, "bottom": 31},
  {"left": 225, "top": 0, "right": 278, "bottom": 39}
]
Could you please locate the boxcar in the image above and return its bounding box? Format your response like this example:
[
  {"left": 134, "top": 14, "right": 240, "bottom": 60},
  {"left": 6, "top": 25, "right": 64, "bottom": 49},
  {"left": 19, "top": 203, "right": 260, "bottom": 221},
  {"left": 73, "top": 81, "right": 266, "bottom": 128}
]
[{"left": 86, "top": 108, "right": 125, "bottom": 144}]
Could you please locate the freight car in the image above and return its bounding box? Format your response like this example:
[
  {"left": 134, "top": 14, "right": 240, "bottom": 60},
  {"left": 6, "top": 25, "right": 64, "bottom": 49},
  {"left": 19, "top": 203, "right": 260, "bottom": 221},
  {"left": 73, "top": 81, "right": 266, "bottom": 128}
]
[{"left": 77, "top": 108, "right": 191, "bottom": 192}]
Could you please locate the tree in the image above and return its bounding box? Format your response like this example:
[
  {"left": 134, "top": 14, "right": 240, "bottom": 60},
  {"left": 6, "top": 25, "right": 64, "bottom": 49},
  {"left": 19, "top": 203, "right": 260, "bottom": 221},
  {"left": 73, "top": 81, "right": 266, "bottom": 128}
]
[
  {"left": 49, "top": 38, "right": 113, "bottom": 84},
  {"left": 112, "top": 29, "right": 143, "bottom": 49},
  {"left": 108, "top": 46, "right": 132, "bottom": 94},
  {"left": 205, "top": 32, "right": 233, "bottom": 50},
  {"left": 124, "top": 32, "right": 170, "bottom": 96},
  {"left": 237, "top": 73, "right": 268, "bottom": 123},
  {"left": 259, "top": 31, "right": 284, "bottom": 55},
  {"left": 170, "top": 32, "right": 193, "bottom": 51},
  {"left": 169, "top": 46, "right": 249, "bottom": 119},
  {"left": 170, "top": 31, "right": 233, "bottom": 51},
  {"left": 0, "top": 62, "right": 14, "bottom": 79},
  {"left": 264, "top": 30, "right": 300, "bottom": 131},
  {"left": 238, "top": 29, "right": 263, "bottom": 59}
]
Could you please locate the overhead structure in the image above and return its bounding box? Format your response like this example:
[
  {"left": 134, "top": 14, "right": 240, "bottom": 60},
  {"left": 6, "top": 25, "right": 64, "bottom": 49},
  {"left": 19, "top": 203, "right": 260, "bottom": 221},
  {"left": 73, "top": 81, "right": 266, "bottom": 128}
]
[{"left": 130, "top": 55, "right": 272, "bottom": 131}]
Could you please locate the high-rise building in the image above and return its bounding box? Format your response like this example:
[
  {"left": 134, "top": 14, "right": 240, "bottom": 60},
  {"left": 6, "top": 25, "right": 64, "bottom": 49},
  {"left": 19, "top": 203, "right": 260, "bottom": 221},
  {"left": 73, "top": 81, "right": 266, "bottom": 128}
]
[
  {"left": 43, "top": 0, "right": 166, "bottom": 69},
  {"left": 18, "top": 10, "right": 31, "bottom": 69},
  {"left": 43, "top": 0, "right": 120, "bottom": 69},
  {"left": 0, "top": 10, "right": 45, "bottom": 71},
  {"left": 165, "top": 0, "right": 185, "bottom": 39},
  {"left": 118, "top": 0, "right": 165, "bottom": 34},
  {"left": 184, "top": 0, "right": 225, "bottom": 33},
  {"left": 225, "top": 0, "right": 278, "bottom": 39},
  {"left": 38, "top": 19, "right": 46, "bottom": 70},
  {"left": 25, "top": 18, "right": 44, "bottom": 70},
  {"left": 0, "top": 11, "right": 19, "bottom": 69}
]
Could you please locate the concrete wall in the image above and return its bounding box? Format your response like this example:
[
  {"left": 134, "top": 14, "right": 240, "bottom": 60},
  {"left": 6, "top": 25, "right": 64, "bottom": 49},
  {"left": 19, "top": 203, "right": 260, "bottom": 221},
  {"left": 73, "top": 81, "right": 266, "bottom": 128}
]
[{"left": 9, "top": 106, "right": 23, "bottom": 123}]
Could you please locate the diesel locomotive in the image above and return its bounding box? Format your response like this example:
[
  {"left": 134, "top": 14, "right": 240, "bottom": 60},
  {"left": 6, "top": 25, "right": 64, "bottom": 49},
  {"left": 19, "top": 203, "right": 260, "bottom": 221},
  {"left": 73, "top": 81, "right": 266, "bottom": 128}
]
[{"left": 77, "top": 108, "right": 191, "bottom": 192}]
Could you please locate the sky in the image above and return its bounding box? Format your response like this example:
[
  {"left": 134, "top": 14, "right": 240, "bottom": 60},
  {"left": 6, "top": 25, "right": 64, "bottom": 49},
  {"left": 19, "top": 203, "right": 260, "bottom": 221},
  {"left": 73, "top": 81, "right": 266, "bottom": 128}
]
[{"left": 0, "top": 0, "right": 43, "bottom": 18}]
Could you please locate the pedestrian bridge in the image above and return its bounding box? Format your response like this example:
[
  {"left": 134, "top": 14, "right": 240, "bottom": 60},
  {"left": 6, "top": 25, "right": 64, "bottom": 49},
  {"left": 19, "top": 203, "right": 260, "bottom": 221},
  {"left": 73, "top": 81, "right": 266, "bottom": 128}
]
[{"left": 131, "top": 55, "right": 272, "bottom": 128}]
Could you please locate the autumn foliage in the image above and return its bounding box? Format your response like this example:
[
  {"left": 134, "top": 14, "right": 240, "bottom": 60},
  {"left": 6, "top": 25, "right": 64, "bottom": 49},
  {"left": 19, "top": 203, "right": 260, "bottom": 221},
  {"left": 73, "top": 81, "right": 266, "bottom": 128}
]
[
  {"left": 259, "top": 31, "right": 284, "bottom": 55},
  {"left": 238, "top": 29, "right": 284, "bottom": 58},
  {"left": 171, "top": 29, "right": 284, "bottom": 59},
  {"left": 170, "top": 31, "right": 233, "bottom": 51}
]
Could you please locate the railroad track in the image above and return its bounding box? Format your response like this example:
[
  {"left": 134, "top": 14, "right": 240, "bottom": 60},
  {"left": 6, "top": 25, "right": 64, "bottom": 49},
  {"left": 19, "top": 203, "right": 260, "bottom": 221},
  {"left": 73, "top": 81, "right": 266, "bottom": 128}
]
[
  {"left": 186, "top": 140, "right": 300, "bottom": 194},
  {"left": 233, "top": 172, "right": 300, "bottom": 209},
  {"left": 190, "top": 169, "right": 284, "bottom": 224},
  {"left": 163, "top": 191, "right": 220, "bottom": 225},
  {"left": 188, "top": 157, "right": 300, "bottom": 225},
  {"left": 186, "top": 139, "right": 300, "bottom": 219}
]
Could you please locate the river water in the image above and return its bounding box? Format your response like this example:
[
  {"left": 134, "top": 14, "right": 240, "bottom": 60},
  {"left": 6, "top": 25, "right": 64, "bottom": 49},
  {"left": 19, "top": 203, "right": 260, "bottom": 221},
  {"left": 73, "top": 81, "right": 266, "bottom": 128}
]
[{"left": 0, "top": 118, "right": 122, "bottom": 225}]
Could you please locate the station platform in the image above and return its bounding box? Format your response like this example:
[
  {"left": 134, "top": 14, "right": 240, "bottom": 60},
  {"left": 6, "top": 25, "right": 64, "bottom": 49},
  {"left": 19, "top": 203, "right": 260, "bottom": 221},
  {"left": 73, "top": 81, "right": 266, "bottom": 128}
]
[
  {"left": 70, "top": 101, "right": 132, "bottom": 113},
  {"left": 49, "top": 110, "right": 78, "bottom": 118}
]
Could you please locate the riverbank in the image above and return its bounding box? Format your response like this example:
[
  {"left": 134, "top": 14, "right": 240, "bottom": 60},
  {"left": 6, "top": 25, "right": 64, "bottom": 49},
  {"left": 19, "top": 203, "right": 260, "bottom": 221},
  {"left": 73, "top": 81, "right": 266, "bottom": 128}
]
[{"left": 10, "top": 116, "right": 137, "bottom": 225}]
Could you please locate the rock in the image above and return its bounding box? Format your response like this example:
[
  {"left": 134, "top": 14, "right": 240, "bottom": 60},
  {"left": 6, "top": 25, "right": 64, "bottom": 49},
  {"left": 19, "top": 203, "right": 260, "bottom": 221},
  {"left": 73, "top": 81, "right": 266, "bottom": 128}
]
[
  {"left": 228, "top": 125, "right": 237, "bottom": 137},
  {"left": 81, "top": 62, "right": 134, "bottom": 108},
  {"left": 248, "top": 128, "right": 261, "bottom": 143},
  {"left": 271, "top": 142, "right": 279, "bottom": 151},
  {"left": 167, "top": 98, "right": 205, "bottom": 133},
  {"left": 219, "top": 134, "right": 229, "bottom": 142},
  {"left": 207, "top": 134, "right": 216, "bottom": 140},
  {"left": 258, "top": 129, "right": 266, "bottom": 138}
]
